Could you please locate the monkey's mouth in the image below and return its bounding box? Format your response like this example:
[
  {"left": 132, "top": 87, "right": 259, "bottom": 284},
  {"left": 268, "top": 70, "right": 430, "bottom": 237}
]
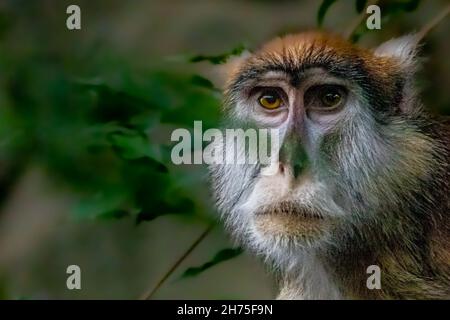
[
  {"left": 252, "top": 201, "right": 333, "bottom": 240},
  {"left": 254, "top": 201, "right": 325, "bottom": 220}
]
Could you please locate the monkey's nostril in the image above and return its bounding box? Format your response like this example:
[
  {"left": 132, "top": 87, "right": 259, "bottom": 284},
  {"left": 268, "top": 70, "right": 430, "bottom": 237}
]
[
  {"left": 293, "top": 164, "right": 302, "bottom": 179},
  {"left": 279, "top": 163, "right": 285, "bottom": 174}
]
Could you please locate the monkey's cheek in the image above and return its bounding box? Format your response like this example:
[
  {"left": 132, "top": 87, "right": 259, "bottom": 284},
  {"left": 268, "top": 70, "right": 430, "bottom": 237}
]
[{"left": 252, "top": 214, "right": 334, "bottom": 244}]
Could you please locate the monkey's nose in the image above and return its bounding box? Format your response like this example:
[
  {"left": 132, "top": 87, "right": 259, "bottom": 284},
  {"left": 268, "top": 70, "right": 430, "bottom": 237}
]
[{"left": 279, "top": 141, "right": 308, "bottom": 180}]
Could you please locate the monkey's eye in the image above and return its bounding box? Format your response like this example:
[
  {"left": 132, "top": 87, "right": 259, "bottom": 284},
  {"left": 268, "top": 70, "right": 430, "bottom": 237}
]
[
  {"left": 258, "top": 91, "right": 282, "bottom": 110},
  {"left": 322, "top": 91, "right": 341, "bottom": 107},
  {"left": 304, "top": 84, "right": 347, "bottom": 112}
]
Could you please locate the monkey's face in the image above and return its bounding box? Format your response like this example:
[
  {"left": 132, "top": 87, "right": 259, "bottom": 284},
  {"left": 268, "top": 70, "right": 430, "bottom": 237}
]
[
  {"left": 210, "top": 32, "right": 435, "bottom": 258},
  {"left": 227, "top": 66, "right": 351, "bottom": 248}
]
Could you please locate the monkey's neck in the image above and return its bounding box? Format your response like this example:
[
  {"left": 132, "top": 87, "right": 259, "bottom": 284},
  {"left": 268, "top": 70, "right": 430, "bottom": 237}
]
[
  {"left": 277, "top": 252, "right": 343, "bottom": 300},
  {"left": 277, "top": 225, "right": 449, "bottom": 299}
]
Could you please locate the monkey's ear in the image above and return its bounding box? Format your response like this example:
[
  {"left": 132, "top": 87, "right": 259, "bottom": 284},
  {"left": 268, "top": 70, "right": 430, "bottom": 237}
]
[
  {"left": 212, "top": 50, "right": 252, "bottom": 90},
  {"left": 374, "top": 34, "right": 420, "bottom": 70},
  {"left": 375, "top": 35, "right": 422, "bottom": 113}
]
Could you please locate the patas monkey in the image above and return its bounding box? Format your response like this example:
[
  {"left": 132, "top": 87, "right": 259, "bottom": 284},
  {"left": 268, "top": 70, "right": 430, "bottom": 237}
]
[{"left": 209, "top": 31, "right": 450, "bottom": 299}]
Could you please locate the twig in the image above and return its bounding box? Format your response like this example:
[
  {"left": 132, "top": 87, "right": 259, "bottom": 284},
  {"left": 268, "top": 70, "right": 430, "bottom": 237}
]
[
  {"left": 344, "top": 1, "right": 450, "bottom": 42},
  {"left": 140, "top": 223, "right": 215, "bottom": 300},
  {"left": 415, "top": 4, "right": 450, "bottom": 43},
  {"left": 344, "top": 0, "right": 380, "bottom": 39}
]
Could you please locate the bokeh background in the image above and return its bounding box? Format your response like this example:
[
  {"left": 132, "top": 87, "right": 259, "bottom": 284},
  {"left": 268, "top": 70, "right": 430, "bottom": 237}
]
[{"left": 0, "top": 0, "right": 448, "bottom": 299}]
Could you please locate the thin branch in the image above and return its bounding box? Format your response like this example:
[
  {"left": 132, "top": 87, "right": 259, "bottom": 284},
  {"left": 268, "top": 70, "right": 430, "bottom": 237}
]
[
  {"left": 415, "top": 4, "right": 450, "bottom": 44},
  {"left": 344, "top": 0, "right": 380, "bottom": 39},
  {"left": 140, "top": 223, "right": 215, "bottom": 300}
]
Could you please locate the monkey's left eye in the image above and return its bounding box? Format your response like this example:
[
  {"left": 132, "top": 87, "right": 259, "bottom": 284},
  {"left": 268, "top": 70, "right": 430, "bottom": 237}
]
[
  {"left": 304, "top": 84, "right": 347, "bottom": 112},
  {"left": 322, "top": 91, "right": 342, "bottom": 107}
]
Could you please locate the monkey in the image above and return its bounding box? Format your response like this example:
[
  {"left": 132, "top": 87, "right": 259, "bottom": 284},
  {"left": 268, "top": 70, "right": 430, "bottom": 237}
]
[{"left": 208, "top": 31, "right": 450, "bottom": 299}]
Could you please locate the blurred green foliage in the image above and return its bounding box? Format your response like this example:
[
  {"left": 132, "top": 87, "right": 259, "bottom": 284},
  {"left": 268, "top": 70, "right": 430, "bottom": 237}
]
[
  {"left": 0, "top": 1, "right": 249, "bottom": 285},
  {"left": 0, "top": 56, "right": 220, "bottom": 223}
]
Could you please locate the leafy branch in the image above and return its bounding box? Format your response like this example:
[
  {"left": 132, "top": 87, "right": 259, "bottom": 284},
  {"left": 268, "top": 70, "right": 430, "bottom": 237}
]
[
  {"left": 140, "top": 224, "right": 215, "bottom": 299},
  {"left": 178, "top": 247, "right": 243, "bottom": 279}
]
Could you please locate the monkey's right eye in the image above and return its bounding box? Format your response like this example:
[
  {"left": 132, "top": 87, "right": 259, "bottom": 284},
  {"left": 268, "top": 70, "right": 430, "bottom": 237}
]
[{"left": 258, "top": 90, "right": 282, "bottom": 110}]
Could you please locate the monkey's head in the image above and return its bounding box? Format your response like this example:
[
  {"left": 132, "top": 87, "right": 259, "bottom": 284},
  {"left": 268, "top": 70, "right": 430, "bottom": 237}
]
[{"left": 209, "top": 32, "right": 441, "bottom": 265}]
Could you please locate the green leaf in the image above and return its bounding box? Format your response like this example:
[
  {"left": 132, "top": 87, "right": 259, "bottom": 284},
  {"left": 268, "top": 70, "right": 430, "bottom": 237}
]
[
  {"left": 108, "top": 131, "right": 150, "bottom": 159},
  {"left": 317, "top": 0, "right": 338, "bottom": 27},
  {"left": 135, "top": 197, "right": 195, "bottom": 224},
  {"left": 349, "top": 23, "right": 366, "bottom": 43},
  {"left": 188, "top": 44, "right": 246, "bottom": 65},
  {"left": 107, "top": 131, "right": 168, "bottom": 172},
  {"left": 190, "top": 75, "right": 218, "bottom": 91},
  {"left": 128, "top": 157, "right": 169, "bottom": 174},
  {"left": 97, "top": 209, "right": 130, "bottom": 220},
  {"left": 74, "top": 189, "right": 131, "bottom": 220},
  {"left": 179, "top": 248, "right": 244, "bottom": 279},
  {"left": 396, "top": 0, "right": 421, "bottom": 12},
  {"left": 380, "top": 0, "right": 421, "bottom": 17},
  {"left": 355, "top": 0, "right": 367, "bottom": 13}
]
